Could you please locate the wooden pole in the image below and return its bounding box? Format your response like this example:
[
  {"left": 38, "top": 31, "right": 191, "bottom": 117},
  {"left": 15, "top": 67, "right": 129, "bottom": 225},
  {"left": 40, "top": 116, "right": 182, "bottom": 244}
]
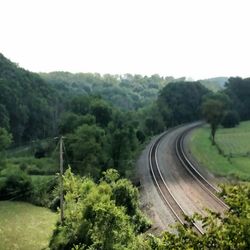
[{"left": 59, "top": 136, "right": 64, "bottom": 223}]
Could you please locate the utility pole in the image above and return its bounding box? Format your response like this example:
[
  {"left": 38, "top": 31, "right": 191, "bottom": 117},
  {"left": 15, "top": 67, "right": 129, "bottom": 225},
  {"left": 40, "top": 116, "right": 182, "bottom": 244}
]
[{"left": 59, "top": 136, "right": 64, "bottom": 223}]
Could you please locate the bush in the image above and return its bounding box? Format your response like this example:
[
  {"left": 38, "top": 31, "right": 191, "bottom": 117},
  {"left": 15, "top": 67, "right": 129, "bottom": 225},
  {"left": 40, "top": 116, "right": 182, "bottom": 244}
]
[
  {"left": 0, "top": 168, "right": 32, "bottom": 200},
  {"left": 49, "top": 169, "right": 151, "bottom": 250},
  {"left": 30, "top": 175, "right": 58, "bottom": 207},
  {"left": 221, "top": 110, "right": 240, "bottom": 128},
  {"left": 26, "top": 165, "right": 45, "bottom": 175}
]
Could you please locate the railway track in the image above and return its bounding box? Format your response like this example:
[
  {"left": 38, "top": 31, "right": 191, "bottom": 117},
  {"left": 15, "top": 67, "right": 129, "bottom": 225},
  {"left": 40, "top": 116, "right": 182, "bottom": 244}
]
[
  {"left": 148, "top": 124, "right": 229, "bottom": 235},
  {"left": 175, "top": 126, "right": 229, "bottom": 210},
  {"left": 149, "top": 130, "right": 204, "bottom": 235}
]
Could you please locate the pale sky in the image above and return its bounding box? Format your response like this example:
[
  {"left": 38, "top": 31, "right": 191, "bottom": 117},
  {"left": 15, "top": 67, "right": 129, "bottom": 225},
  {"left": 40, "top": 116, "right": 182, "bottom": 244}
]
[{"left": 1, "top": 0, "right": 250, "bottom": 79}]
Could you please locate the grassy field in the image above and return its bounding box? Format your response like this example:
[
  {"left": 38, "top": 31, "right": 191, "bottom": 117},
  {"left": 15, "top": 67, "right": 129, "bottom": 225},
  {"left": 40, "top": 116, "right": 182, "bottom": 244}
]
[
  {"left": 189, "top": 121, "right": 250, "bottom": 181},
  {"left": 0, "top": 201, "right": 57, "bottom": 250}
]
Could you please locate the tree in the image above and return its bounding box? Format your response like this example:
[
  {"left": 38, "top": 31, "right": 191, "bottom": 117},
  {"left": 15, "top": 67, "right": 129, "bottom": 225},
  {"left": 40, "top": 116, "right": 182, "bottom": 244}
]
[
  {"left": 0, "top": 104, "right": 10, "bottom": 130},
  {"left": 66, "top": 124, "right": 107, "bottom": 177},
  {"left": 224, "top": 77, "right": 250, "bottom": 121},
  {"left": 59, "top": 112, "right": 95, "bottom": 134},
  {"left": 202, "top": 98, "right": 225, "bottom": 145},
  {"left": 90, "top": 98, "right": 112, "bottom": 127},
  {"left": 0, "top": 54, "right": 58, "bottom": 143},
  {"left": 0, "top": 127, "right": 12, "bottom": 151},
  {"left": 158, "top": 81, "right": 210, "bottom": 126},
  {"left": 0, "top": 168, "right": 32, "bottom": 200},
  {"left": 107, "top": 111, "right": 138, "bottom": 176},
  {"left": 221, "top": 110, "right": 240, "bottom": 128},
  {"left": 49, "top": 169, "right": 150, "bottom": 250}
]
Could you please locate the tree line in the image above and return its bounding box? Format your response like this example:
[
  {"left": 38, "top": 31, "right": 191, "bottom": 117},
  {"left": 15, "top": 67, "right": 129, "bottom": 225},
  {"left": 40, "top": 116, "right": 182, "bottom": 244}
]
[
  {"left": 1, "top": 53, "right": 250, "bottom": 249},
  {"left": 1, "top": 53, "right": 250, "bottom": 181}
]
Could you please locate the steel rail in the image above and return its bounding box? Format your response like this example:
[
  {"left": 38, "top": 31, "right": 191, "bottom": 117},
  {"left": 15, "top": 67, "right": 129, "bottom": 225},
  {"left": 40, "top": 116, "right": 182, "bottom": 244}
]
[
  {"left": 175, "top": 126, "right": 229, "bottom": 210},
  {"left": 149, "top": 131, "right": 204, "bottom": 235}
]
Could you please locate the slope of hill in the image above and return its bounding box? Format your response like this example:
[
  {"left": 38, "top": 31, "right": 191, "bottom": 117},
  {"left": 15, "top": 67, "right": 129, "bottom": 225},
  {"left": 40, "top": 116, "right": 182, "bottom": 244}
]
[
  {"left": 0, "top": 53, "right": 227, "bottom": 144},
  {"left": 41, "top": 72, "right": 226, "bottom": 111},
  {"left": 0, "top": 53, "right": 58, "bottom": 143},
  {"left": 40, "top": 72, "right": 184, "bottom": 110}
]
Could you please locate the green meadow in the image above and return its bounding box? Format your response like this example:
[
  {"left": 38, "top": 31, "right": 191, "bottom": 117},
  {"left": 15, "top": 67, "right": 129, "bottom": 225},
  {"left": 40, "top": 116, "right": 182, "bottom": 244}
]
[
  {"left": 189, "top": 121, "right": 250, "bottom": 181},
  {"left": 0, "top": 201, "right": 57, "bottom": 250}
]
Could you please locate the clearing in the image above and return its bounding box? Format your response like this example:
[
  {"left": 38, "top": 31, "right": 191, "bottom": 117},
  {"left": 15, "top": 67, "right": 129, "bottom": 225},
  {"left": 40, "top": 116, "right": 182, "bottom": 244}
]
[
  {"left": 0, "top": 201, "right": 57, "bottom": 250},
  {"left": 189, "top": 121, "right": 250, "bottom": 181}
]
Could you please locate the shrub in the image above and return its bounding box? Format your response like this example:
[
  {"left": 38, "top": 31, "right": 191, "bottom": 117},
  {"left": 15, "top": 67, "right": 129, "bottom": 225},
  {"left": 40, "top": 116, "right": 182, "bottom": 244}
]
[
  {"left": 30, "top": 175, "right": 58, "bottom": 207},
  {"left": 49, "top": 169, "right": 151, "bottom": 249},
  {"left": 0, "top": 168, "right": 32, "bottom": 200}
]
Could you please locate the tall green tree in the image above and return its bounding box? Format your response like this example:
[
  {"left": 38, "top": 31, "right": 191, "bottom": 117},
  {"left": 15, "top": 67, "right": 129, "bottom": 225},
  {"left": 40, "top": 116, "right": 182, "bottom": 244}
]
[
  {"left": 66, "top": 124, "right": 107, "bottom": 177},
  {"left": 158, "top": 81, "right": 210, "bottom": 126},
  {"left": 0, "top": 127, "right": 12, "bottom": 151},
  {"left": 202, "top": 94, "right": 228, "bottom": 145},
  {"left": 224, "top": 77, "right": 250, "bottom": 121}
]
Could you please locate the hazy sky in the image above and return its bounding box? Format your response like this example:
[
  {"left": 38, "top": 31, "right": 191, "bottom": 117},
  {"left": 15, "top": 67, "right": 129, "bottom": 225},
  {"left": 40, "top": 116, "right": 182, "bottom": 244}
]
[{"left": 1, "top": 0, "right": 250, "bottom": 79}]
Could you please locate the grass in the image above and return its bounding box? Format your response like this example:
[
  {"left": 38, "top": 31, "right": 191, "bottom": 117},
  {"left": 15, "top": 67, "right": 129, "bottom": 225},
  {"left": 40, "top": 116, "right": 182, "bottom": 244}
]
[
  {"left": 0, "top": 201, "right": 57, "bottom": 250},
  {"left": 5, "top": 156, "right": 58, "bottom": 175},
  {"left": 189, "top": 121, "right": 250, "bottom": 181},
  {"left": 216, "top": 122, "right": 250, "bottom": 156}
]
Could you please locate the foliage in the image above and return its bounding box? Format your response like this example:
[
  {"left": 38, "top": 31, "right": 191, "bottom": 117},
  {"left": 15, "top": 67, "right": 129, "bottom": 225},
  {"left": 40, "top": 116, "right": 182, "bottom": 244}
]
[
  {"left": 107, "top": 111, "right": 139, "bottom": 176},
  {"left": 0, "top": 162, "right": 57, "bottom": 207},
  {"left": 221, "top": 110, "right": 240, "bottom": 128},
  {"left": 202, "top": 93, "right": 228, "bottom": 144},
  {"left": 40, "top": 72, "right": 181, "bottom": 111},
  {"left": 49, "top": 168, "right": 151, "bottom": 250},
  {"left": 66, "top": 124, "right": 107, "bottom": 177},
  {"left": 0, "top": 127, "right": 12, "bottom": 151},
  {"left": 50, "top": 169, "right": 250, "bottom": 250},
  {"left": 30, "top": 175, "right": 58, "bottom": 207},
  {"left": 0, "top": 167, "right": 33, "bottom": 200},
  {"left": 0, "top": 53, "right": 59, "bottom": 144},
  {"left": 59, "top": 95, "right": 141, "bottom": 179},
  {"left": 224, "top": 77, "right": 250, "bottom": 121},
  {"left": 5, "top": 156, "right": 58, "bottom": 175},
  {"left": 158, "top": 81, "right": 210, "bottom": 127},
  {"left": 143, "top": 184, "right": 250, "bottom": 250}
]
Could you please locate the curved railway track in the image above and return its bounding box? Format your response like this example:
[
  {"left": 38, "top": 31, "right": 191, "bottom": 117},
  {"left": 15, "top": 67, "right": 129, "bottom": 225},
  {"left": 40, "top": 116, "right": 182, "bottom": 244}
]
[
  {"left": 149, "top": 124, "right": 229, "bottom": 235},
  {"left": 149, "top": 130, "right": 204, "bottom": 235},
  {"left": 175, "top": 126, "right": 229, "bottom": 210}
]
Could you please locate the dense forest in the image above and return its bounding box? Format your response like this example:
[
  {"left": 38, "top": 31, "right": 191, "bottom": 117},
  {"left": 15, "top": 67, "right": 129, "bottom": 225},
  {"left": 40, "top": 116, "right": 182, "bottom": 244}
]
[
  {"left": 1, "top": 53, "right": 250, "bottom": 249},
  {"left": 0, "top": 54, "right": 59, "bottom": 143},
  {"left": 0, "top": 52, "right": 249, "bottom": 185},
  {"left": 40, "top": 72, "right": 226, "bottom": 111}
]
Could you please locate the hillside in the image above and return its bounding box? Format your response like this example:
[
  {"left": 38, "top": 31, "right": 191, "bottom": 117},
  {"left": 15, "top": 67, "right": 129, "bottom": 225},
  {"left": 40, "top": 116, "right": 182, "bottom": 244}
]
[
  {"left": 0, "top": 53, "right": 229, "bottom": 145},
  {"left": 40, "top": 72, "right": 226, "bottom": 111},
  {"left": 40, "top": 72, "right": 181, "bottom": 110},
  {"left": 0, "top": 54, "right": 59, "bottom": 143}
]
